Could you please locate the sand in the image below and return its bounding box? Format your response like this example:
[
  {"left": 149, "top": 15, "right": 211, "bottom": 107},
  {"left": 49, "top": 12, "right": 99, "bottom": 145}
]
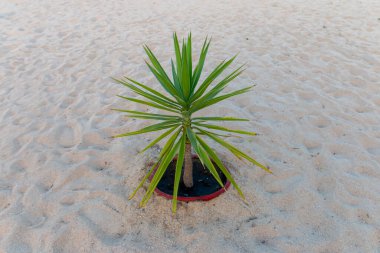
[{"left": 1, "top": 0, "right": 380, "bottom": 252}]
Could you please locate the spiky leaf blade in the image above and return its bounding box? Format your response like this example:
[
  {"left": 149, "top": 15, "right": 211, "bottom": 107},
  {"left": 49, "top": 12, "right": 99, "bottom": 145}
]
[
  {"left": 193, "top": 122, "right": 257, "bottom": 136},
  {"left": 186, "top": 127, "right": 223, "bottom": 187},
  {"left": 192, "top": 116, "right": 249, "bottom": 122},
  {"left": 196, "top": 136, "right": 245, "bottom": 198},
  {"left": 198, "top": 128, "right": 272, "bottom": 173},
  {"left": 120, "top": 76, "right": 180, "bottom": 106},
  {"left": 111, "top": 109, "right": 179, "bottom": 120},
  {"left": 128, "top": 129, "right": 181, "bottom": 200},
  {"left": 117, "top": 95, "right": 179, "bottom": 113},
  {"left": 191, "top": 37, "right": 210, "bottom": 92},
  {"left": 186, "top": 32, "right": 192, "bottom": 86},
  {"left": 190, "top": 86, "right": 253, "bottom": 113},
  {"left": 181, "top": 41, "right": 191, "bottom": 100},
  {"left": 112, "top": 120, "right": 180, "bottom": 138},
  {"left": 172, "top": 130, "right": 186, "bottom": 213},
  {"left": 113, "top": 77, "right": 182, "bottom": 110},
  {"left": 173, "top": 33, "right": 182, "bottom": 78},
  {"left": 140, "top": 138, "right": 181, "bottom": 207},
  {"left": 139, "top": 126, "right": 180, "bottom": 153},
  {"left": 195, "top": 144, "right": 224, "bottom": 188},
  {"left": 190, "top": 55, "right": 237, "bottom": 103}
]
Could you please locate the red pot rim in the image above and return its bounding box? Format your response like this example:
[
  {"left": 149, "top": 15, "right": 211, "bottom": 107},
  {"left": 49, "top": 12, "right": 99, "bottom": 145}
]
[{"left": 149, "top": 154, "right": 231, "bottom": 202}]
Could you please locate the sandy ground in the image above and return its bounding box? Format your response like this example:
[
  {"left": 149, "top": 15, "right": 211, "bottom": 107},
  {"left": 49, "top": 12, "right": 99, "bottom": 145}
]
[{"left": 1, "top": 0, "right": 380, "bottom": 252}]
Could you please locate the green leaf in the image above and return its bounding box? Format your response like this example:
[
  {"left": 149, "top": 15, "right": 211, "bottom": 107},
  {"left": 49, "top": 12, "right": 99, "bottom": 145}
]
[
  {"left": 185, "top": 127, "right": 223, "bottom": 187},
  {"left": 171, "top": 59, "right": 183, "bottom": 97},
  {"left": 117, "top": 95, "right": 180, "bottom": 113},
  {"left": 113, "top": 77, "right": 181, "bottom": 110},
  {"left": 181, "top": 40, "right": 191, "bottom": 100},
  {"left": 191, "top": 37, "right": 210, "bottom": 92},
  {"left": 112, "top": 120, "right": 180, "bottom": 138},
  {"left": 197, "top": 128, "right": 272, "bottom": 174},
  {"left": 198, "top": 65, "right": 246, "bottom": 101},
  {"left": 122, "top": 76, "right": 180, "bottom": 105},
  {"left": 140, "top": 137, "right": 181, "bottom": 207},
  {"left": 196, "top": 135, "right": 245, "bottom": 198},
  {"left": 128, "top": 158, "right": 161, "bottom": 200},
  {"left": 120, "top": 115, "right": 179, "bottom": 121},
  {"left": 144, "top": 45, "right": 173, "bottom": 86},
  {"left": 186, "top": 32, "right": 192, "bottom": 86},
  {"left": 140, "top": 126, "right": 180, "bottom": 153},
  {"left": 193, "top": 122, "right": 257, "bottom": 136},
  {"left": 190, "top": 55, "right": 237, "bottom": 103},
  {"left": 192, "top": 116, "right": 249, "bottom": 122},
  {"left": 129, "top": 129, "right": 181, "bottom": 200},
  {"left": 173, "top": 33, "right": 182, "bottom": 78},
  {"left": 190, "top": 86, "right": 253, "bottom": 113},
  {"left": 186, "top": 127, "right": 199, "bottom": 154},
  {"left": 111, "top": 108, "right": 179, "bottom": 120},
  {"left": 172, "top": 129, "right": 186, "bottom": 213},
  {"left": 195, "top": 130, "right": 243, "bottom": 139},
  {"left": 144, "top": 45, "right": 186, "bottom": 104},
  {"left": 157, "top": 128, "right": 182, "bottom": 160},
  {"left": 195, "top": 143, "right": 224, "bottom": 188},
  {"left": 145, "top": 61, "right": 184, "bottom": 103}
]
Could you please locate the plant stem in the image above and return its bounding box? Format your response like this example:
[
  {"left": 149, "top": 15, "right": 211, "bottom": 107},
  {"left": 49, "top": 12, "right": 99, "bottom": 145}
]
[{"left": 183, "top": 142, "right": 193, "bottom": 188}]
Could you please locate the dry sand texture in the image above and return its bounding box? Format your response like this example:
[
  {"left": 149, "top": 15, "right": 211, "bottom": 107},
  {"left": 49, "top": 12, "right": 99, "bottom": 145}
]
[{"left": 1, "top": 0, "right": 380, "bottom": 252}]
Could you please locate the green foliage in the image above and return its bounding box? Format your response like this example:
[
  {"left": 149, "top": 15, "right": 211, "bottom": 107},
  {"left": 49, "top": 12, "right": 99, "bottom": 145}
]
[{"left": 113, "top": 33, "right": 271, "bottom": 213}]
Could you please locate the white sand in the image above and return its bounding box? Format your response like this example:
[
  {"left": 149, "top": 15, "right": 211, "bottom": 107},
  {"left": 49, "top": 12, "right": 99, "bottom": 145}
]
[{"left": 1, "top": 0, "right": 380, "bottom": 252}]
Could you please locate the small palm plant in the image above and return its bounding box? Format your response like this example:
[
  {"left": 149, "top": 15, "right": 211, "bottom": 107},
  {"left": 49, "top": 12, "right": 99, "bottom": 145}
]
[{"left": 112, "top": 33, "right": 271, "bottom": 213}]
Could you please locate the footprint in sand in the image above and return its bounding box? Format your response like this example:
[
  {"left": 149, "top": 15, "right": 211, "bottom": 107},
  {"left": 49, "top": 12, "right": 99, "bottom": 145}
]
[
  {"left": 57, "top": 126, "right": 75, "bottom": 148},
  {"left": 0, "top": 183, "right": 12, "bottom": 212},
  {"left": 354, "top": 166, "right": 379, "bottom": 178},
  {"left": 316, "top": 175, "right": 336, "bottom": 198},
  {"left": 303, "top": 138, "right": 322, "bottom": 154},
  {"left": 5, "top": 237, "right": 32, "bottom": 253},
  {"left": 357, "top": 134, "right": 380, "bottom": 157},
  {"left": 59, "top": 97, "right": 75, "bottom": 109},
  {"left": 308, "top": 115, "right": 331, "bottom": 129},
  {"left": 356, "top": 209, "right": 373, "bottom": 224},
  {"left": 78, "top": 131, "right": 108, "bottom": 150},
  {"left": 366, "top": 147, "right": 380, "bottom": 156},
  {"left": 59, "top": 195, "right": 76, "bottom": 206},
  {"left": 56, "top": 123, "right": 81, "bottom": 148},
  {"left": 78, "top": 204, "right": 126, "bottom": 244},
  {"left": 20, "top": 211, "right": 47, "bottom": 229},
  {"left": 9, "top": 160, "right": 27, "bottom": 174}
]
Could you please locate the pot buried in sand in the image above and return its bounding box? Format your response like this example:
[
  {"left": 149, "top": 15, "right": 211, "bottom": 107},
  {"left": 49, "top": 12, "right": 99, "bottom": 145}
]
[{"left": 149, "top": 155, "right": 231, "bottom": 202}]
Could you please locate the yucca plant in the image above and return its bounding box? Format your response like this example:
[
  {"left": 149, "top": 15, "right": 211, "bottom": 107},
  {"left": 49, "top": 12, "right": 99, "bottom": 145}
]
[{"left": 112, "top": 33, "right": 272, "bottom": 213}]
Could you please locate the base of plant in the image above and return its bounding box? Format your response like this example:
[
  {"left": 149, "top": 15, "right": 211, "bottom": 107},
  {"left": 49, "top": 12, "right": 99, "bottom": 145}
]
[{"left": 151, "top": 155, "right": 231, "bottom": 202}]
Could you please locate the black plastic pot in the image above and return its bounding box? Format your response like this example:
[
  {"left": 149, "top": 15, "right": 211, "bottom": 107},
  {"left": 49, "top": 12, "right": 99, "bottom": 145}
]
[{"left": 150, "top": 154, "right": 231, "bottom": 202}]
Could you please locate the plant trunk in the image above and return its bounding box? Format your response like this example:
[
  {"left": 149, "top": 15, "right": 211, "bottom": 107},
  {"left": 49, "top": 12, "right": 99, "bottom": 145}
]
[{"left": 183, "top": 142, "right": 193, "bottom": 188}]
